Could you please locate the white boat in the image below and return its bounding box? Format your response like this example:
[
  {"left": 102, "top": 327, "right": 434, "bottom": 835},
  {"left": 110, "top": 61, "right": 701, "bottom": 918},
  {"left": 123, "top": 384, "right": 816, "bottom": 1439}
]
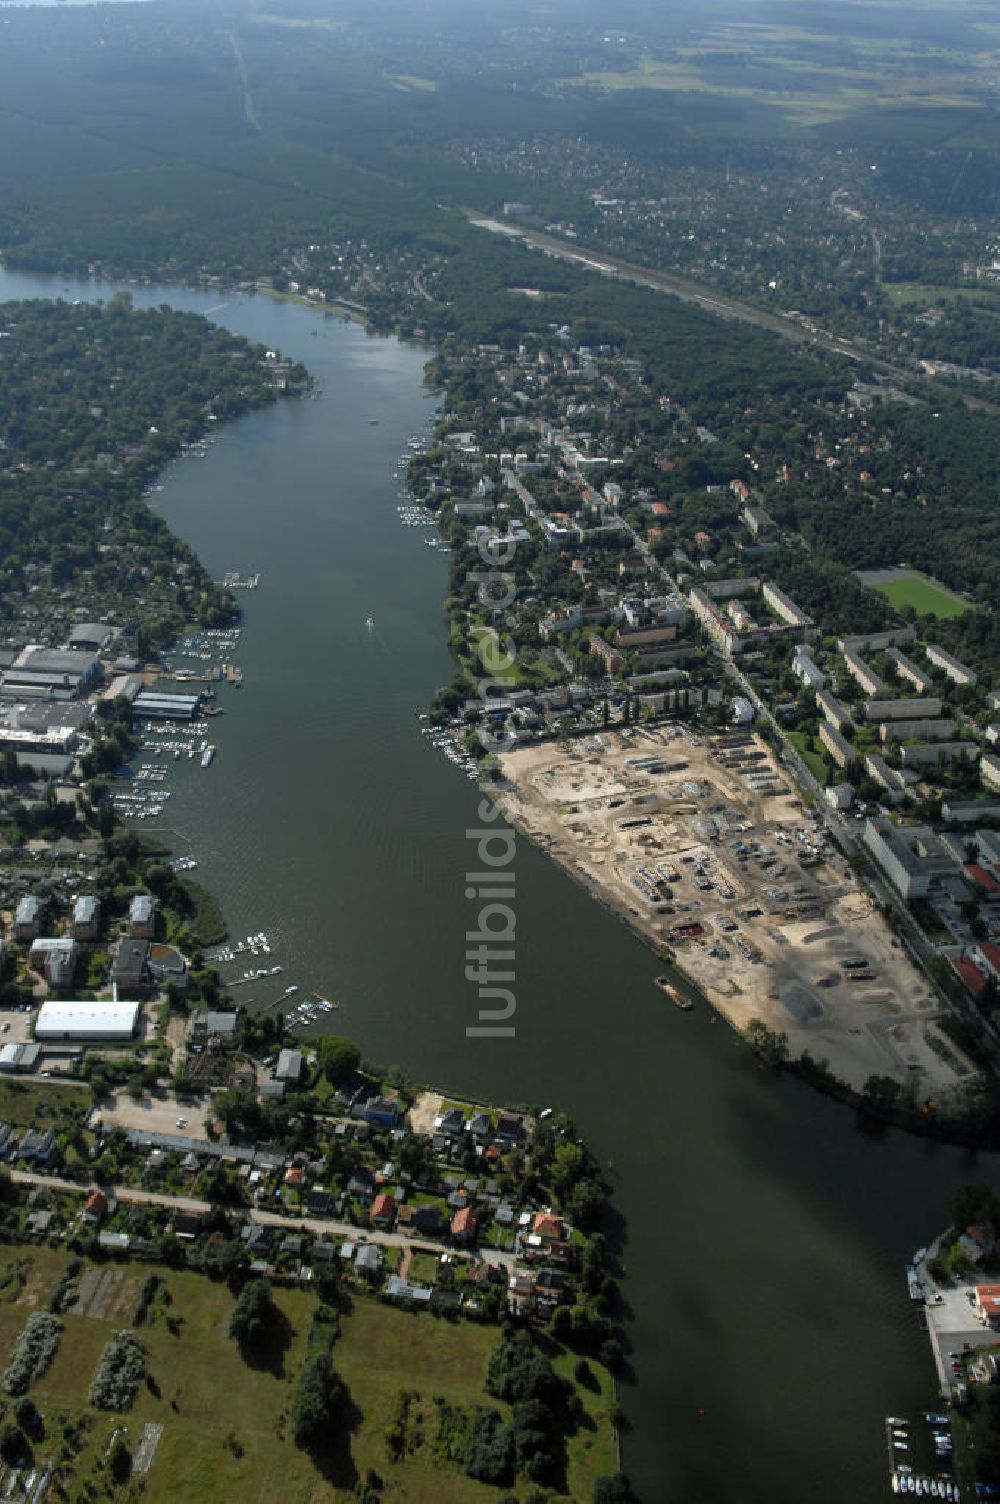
[{"left": 366, "top": 615, "right": 375, "bottom": 632}]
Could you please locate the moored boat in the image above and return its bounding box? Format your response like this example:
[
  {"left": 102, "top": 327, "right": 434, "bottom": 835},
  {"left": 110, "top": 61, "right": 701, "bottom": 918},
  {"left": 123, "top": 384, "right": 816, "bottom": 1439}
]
[{"left": 655, "top": 976, "right": 693, "bottom": 1010}]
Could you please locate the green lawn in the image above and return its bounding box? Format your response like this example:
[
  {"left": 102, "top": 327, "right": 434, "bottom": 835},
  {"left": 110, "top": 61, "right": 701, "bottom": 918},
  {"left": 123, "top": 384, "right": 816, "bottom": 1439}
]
[
  {"left": 870, "top": 571, "right": 971, "bottom": 620},
  {"left": 0, "top": 1248, "right": 326, "bottom": 1503},
  {"left": 335, "top": 1298, "right": 618, "bottom": 1501},
  {"left": 552, "top": 1350, "right": 620, "bottom": 1498},
  {"left": 0, "top": 1078, "right": 91, "bottom": 1129},
  {"left": 787, "top": 731, "right": 832, "bottom": 785},
  {"left": 406, "top": 1251, "right": 441, "bottom": 1284},
  {"left": 884, "top": 282, "right": 1000, "bottom": 310},
  {"left": 0, "top": 1246, "right": 618, "bottom": 1503}
]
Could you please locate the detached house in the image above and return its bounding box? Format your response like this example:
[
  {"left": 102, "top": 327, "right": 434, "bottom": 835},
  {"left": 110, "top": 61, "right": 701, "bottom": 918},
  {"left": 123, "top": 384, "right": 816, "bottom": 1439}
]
[
  {"left": 19, "top": 1128, "right": 57, "bottom": 1166},
  {"left": 362, "top": 1096, "right": 400, "bottom": 1129},
  {"left": 371, "top": 1192, "right": 397, "bottom": 1230},
  {"left": 532, "top": 1212, "right": 566, "bottom": 1243},
  {"left": 82, "top": 1189, "right": 108, "bottom": 1225},
  {"left": 451, "top": 1207, "right": 478, "bottom": 1245}
]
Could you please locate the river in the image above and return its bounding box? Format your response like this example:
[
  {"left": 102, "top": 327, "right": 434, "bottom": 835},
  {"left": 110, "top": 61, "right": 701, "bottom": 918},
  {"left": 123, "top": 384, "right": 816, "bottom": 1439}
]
[{"left": 1, "top": 263, "right": 995, "bottom": 1503}]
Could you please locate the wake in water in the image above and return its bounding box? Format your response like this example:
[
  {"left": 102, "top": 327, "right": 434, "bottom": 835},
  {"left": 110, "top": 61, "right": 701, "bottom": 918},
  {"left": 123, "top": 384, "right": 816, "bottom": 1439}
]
[{"left": 365, "top": 616, "right": 394, "bottom": 658}]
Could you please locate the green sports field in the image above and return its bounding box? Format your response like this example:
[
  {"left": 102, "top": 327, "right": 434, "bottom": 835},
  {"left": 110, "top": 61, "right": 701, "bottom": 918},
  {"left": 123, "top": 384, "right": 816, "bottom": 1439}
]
[{"left": 866, "top": 572, "right": 971, "bottom": 620}]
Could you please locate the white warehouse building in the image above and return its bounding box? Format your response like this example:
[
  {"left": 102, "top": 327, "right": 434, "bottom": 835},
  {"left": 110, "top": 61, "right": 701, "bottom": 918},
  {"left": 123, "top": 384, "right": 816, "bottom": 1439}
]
[{"left": 35, "top": 1000, "right": 140, "bottom": 1042}]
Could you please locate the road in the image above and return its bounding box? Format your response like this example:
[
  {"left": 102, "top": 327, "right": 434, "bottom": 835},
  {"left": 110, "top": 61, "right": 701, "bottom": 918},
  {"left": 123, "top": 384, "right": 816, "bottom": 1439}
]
[
  {"left": 562, "top": 485, "right": 999, "bottom": 1072},
  {"left": 465, "top": 212, "right": 1000, "bottom": 414},
  {"left": 228, "top": 31, "right": 261, "bottom": 133},
  {"left": 10, "top": 1168, "right": 517, "bottom": 1272}
]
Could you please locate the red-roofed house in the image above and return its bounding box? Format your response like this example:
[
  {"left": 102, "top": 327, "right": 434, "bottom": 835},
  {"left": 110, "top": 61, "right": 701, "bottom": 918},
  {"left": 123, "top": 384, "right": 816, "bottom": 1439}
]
[
  {"left": 951, "top": 956, "right": 990, "bottom": 1001},
  {"left": 975, "top": 1283, "right": 1000, "bottom": 1327},
  {"left": 532, "top": 1213, "right": 567, "bottom": 1243},
  {"left": 451, "top": 1207, "right": 478, "bottom": 1244},
  {"left": 977, "top": 942, "right": 1000, "bottom": 983},
  {"left": 82, "top": 1190, "right": 108, "bottom": 1225},
  {"left": 371, "top": 1192, "right": 397, "bottom": 1230},
  {"left": 284, "top": 1166, "right": 306, "bottom": 1188},
  {"left": 966, "top": 864, "right": 1000, "bottom": 900}
]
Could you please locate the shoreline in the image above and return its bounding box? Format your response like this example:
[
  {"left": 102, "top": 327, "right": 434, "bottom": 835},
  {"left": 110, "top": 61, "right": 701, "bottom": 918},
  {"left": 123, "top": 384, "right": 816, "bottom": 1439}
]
[
  {"left": 487, "top": 728, "right": 988, "bottom": 1142},
  {"left": 496, "top": 776, "right": 1000, "bottom": 1145}
]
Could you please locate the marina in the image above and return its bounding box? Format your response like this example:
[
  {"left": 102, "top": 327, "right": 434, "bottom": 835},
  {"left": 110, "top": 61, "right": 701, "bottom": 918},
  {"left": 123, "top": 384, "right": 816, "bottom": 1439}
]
[
  {"left": 225, "top": 966, "right": 284, "bottom": 988},
  {"left": 207, "top": 931, "right": 275, "bottom": 963},
  {"left": 419, "top": 722, "right": 482, "bottom": 780},
  {"left": 884, "top": 1415, "right": 959, "bottom": 1499},
  {"left": 395, "top": 502, "right": 436, "bottom": 528},
  {"left": 217, "top": 570, "right": 261, "bottom": 590}
]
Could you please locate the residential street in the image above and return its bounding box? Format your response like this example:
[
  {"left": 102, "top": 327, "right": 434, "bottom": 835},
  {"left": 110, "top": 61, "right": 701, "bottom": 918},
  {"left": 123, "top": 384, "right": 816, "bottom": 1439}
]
[{"left": 10, "top": 1168, "right": 517, "bottom": 1272}]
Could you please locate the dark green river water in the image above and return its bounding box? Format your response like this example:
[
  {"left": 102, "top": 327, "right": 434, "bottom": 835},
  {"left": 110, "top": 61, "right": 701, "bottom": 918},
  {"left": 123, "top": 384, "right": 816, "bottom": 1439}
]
[{"left": 1, "top": 265, "right": 993, "bottom": 1503}]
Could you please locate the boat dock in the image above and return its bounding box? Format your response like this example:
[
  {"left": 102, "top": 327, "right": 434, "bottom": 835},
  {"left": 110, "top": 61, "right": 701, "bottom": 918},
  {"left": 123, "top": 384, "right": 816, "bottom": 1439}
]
[
  {"left": 208, "top": 932, "right": 274, "bottom": 963},
  {"left": 883, "top": 1413, "right": 959, "bottom": 1498},
  {"left": 226, "top": 966, "right": 284, "bottom": 988},
  {"left": 216, "top": 571, "right": 261, "bottom": 590}
]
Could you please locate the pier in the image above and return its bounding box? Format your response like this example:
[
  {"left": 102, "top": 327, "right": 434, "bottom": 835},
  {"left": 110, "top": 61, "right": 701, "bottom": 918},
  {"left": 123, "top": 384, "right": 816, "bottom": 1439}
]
[{"left": 216, "top": 571, "right": 261, "bottom": 590}]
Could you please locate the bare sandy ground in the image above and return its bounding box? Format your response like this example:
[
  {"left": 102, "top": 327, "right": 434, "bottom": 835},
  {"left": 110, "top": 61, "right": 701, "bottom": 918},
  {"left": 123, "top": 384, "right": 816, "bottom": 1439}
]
[
  {"left": 96, "top": 1087, "right": 210, "bottom": 1139},
  {"left": 408, "top": 1091, "right": 444, "bottom": 1136},
  {"left": 497, "top": 725, "right": 976, "bottom": 1096}
]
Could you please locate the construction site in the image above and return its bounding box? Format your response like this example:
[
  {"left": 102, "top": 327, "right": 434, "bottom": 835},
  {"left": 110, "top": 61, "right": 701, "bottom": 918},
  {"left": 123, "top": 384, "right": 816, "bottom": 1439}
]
[{"left": 497, "top": 724, "right": 977, "bottom": 1095}]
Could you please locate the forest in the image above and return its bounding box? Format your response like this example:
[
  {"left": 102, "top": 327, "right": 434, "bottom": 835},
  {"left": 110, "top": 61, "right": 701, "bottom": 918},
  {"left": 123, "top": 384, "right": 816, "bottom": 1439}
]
[
  {"left": 0, "top": 0, "right": 995, "bottom": 679},
  {"left": 0, "top": 296, "right": 308, "bottom": 647}
]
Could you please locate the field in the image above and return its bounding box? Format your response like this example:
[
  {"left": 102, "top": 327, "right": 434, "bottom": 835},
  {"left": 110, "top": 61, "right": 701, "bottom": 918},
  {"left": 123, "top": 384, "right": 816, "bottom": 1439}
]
[
  {"left": 883, "top": 283, "right": 1000, "bottom": 310},
  {"left": 564, "top": 21, "right": 1000, "bottom": 128},
  {"left": 0, "top": 1077, "right": 91, "bottom": 1129},
  {"left": 857, "top": 567, "right": 971, "bottom": 619},
  {"left": 0, "top": 1245, "right": 616, "bottom": 1502}
]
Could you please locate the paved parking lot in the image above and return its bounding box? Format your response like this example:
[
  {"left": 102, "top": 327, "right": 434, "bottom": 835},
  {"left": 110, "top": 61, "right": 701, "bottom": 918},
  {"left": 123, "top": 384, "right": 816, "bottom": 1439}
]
[
  {"left": 929, "top": 1280, "right": 985, "bottom": 1340},
  {"left": 0, "top": 1008, "right": 32, "bottom": 1046},
  {"left": 921, "top": 1268, "right": 1000, "bottom": 1392}
]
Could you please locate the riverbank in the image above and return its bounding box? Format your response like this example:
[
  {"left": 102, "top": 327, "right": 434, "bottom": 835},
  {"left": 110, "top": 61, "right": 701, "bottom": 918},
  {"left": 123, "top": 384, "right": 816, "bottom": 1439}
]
[{"left": 494, "top": 728, "right": 978, "bottom": 1099}]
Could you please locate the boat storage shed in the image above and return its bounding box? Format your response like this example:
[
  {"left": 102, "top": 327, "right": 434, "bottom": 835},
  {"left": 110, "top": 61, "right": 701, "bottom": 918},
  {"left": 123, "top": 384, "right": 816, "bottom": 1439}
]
[{"left": 35, "top": 1000, "right": 140, "bottom": 1042}]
